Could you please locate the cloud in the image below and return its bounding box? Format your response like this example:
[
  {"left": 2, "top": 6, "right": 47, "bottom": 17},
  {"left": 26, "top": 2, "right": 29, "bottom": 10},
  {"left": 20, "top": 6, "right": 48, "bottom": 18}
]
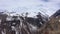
[
  {"left": 0, "top": 0, "right": 60, "bottom": 17},
  {"left": 41, "top": 0, "right": 50, "bottom": 2}
]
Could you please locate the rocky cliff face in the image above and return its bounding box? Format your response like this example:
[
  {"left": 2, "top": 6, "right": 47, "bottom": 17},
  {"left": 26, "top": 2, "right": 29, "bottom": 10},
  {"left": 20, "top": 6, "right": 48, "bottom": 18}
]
[{"left": 39, "top": 9, "right": 60, "bottom": 34}]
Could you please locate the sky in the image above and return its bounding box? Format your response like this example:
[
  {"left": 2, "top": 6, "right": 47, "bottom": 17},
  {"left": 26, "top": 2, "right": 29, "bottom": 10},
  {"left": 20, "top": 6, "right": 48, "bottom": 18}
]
[{"left": 0, "top": 0, "right": 60, "bottom": 17}]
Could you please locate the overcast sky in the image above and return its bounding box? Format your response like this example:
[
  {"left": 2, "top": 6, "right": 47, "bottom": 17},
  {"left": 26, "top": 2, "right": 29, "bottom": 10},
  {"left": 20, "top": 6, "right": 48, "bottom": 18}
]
[{"left": 0, "top": 0, "right": 60, "bottom": 17}]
